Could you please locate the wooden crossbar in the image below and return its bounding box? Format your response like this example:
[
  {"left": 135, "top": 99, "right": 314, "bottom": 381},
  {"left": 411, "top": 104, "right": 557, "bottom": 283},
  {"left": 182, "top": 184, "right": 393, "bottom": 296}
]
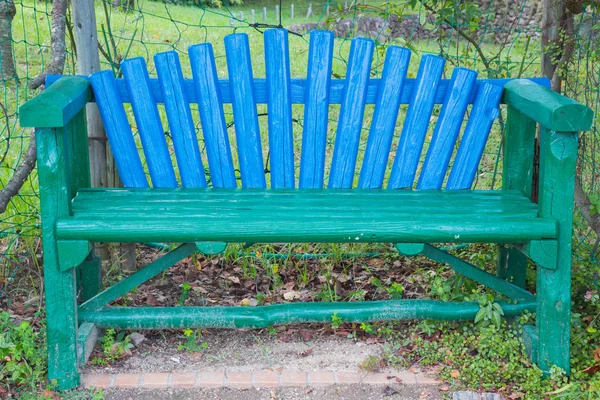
[
  {"left": 78, "top": 299, "right": 536, "bottom": 330},
  {"left": 79, "top": 243, "right": 197, "bottom": 312},
  {"left": 421, "top": 244, "right": 534, "bottom": 301}
]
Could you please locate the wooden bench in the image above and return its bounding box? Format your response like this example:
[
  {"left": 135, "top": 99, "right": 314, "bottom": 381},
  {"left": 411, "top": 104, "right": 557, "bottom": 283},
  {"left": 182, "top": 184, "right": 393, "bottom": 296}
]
[{"left": 20, "top": 29, "right": 593, "bottom": 390}]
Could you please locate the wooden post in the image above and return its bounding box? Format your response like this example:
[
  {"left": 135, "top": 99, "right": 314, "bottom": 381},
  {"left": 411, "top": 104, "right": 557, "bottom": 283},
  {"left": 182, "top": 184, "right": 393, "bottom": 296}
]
[
  {"left": 72, "top": 0, "right": 136, "bottom": 271},
  {"left": 275, "top": 5, "right": 279, "bottom": 24},
  {"left": 326, "top": 4, "right": 329, "bottom": 16},
  {"left": 291, "top": 4, "right": 294, "bottom": 19},
  {"left": 239, "top": 11, "right": 243, "bottom": 21},
  {"left": 263, "top": 7, "right": 267, "bottom": 22},
  {"left": 251, "top": 9, "right": 255, "bottom": 24}
]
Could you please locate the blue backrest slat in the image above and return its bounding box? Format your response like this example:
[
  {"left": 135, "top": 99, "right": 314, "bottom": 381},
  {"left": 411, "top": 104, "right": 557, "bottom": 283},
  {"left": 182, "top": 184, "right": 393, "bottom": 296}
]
[
  {"left": 89, "top": 71, "right": 148, "bottom": 188},
  {"left": 265, "top": 29, "right": 295, "bottom": 188},
  {"left": 387, "top": 55, "right": 445, "bottom": 189},
  {"left": 358, "top": 46, "right": 411, "bottom": 189},
  {"left": 299, "top": 30, "right": 334, "bottom": 189},
  {"left": 446, "top": 83, "right": 504, "bottom": 190},
  {"left": 417, "top": 68, "right": 477, "bottom": 190},
  {"left": 189, "top": 43, "right": 237, "bottom": 188},
  {"left": 224, "top": 33, "right": 266, "bottom": 189},
  {"left": 155, "top": 51, "right": 207, "bottom": 188},
  {"left": 121, "top": 58, "right": 177, "bottom": 188},
  {"left": 328, "top": 38, "right": 374, "bottom": 189}
]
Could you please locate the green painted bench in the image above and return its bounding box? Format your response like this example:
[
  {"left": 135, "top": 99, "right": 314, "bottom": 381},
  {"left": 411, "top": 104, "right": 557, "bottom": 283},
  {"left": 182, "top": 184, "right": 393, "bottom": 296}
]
[{"left": 20, "top": 29, "right": 594, "bottom": 390}]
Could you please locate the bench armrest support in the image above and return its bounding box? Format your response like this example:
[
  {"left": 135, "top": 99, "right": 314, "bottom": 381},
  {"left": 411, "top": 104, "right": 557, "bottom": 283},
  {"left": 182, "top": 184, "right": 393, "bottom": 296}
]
[
  {"left": 503, "top": 79, "right": 593, "bottom": 132},
  {"left": 20, "top": 76, "right": 92, "bottom": 128}
]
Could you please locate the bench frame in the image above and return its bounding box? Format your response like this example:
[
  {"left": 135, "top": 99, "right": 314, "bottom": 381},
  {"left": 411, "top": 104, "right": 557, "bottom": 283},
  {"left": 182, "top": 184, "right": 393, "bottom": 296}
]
[{"left": 21, "top": 68, "right": 593, "bottom": 389}]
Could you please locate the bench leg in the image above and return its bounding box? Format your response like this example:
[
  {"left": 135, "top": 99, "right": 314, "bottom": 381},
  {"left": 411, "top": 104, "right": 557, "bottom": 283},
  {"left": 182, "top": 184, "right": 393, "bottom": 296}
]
[
  {"left": 535, "top": 238, "right": 571, "bottom": 374},
  {"left": 43, "top": 238, "right": 80, "bottom": 390},
  {"left": 496, "top": 245, "right": 527, "bottom": 289},
  {"left": 78, "top": 252, "right": 102, "bottom": 302}
]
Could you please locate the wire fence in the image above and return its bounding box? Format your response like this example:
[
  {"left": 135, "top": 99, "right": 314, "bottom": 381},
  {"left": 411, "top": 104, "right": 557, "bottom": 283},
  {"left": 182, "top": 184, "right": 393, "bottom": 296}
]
[{"left": 0, "top": 0, "right": 598, "bottom": 296}]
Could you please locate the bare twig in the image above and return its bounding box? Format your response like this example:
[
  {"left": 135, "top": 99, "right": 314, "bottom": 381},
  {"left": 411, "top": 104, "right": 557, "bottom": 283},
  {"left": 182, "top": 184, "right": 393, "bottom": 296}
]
[
  {"left": 28, "top": 0, "right": 68, "bottom": 90},
  {"left": 1, "top": 0, "right": 68, "bottom": 213}
]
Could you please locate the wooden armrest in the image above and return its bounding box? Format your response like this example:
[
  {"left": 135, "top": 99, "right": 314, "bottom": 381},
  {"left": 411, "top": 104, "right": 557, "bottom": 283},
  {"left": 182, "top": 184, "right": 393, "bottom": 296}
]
[
  {"left": 20, "top": 76, "right": 92, "bottom": 128},
  {"left": 503, "top": 79, "right": 593, "bottom": 132}
]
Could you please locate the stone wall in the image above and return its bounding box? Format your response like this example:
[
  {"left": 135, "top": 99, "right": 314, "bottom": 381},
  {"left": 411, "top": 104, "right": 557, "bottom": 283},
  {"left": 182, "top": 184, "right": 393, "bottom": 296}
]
[{"left": 288, "top": 0, "right": 544, "bottom": 44}]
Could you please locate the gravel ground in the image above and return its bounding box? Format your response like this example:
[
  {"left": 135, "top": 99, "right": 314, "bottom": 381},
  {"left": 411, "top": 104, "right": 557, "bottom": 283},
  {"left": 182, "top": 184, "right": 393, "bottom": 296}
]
[{"left": 100, "top": 384, "right": 443, "bottom": 399}]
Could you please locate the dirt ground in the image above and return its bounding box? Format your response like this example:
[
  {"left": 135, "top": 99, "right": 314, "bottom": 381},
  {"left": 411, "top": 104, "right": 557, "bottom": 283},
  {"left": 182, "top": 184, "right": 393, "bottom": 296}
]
[{"left": 100, "top": 385, "right": 443, "bottom": 400}]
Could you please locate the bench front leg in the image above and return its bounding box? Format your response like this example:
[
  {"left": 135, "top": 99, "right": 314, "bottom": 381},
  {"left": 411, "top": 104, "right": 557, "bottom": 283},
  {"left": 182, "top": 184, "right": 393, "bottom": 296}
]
[
  {"left": 21, "top": 76, "right": 93, "bottom": 390},
  {"left": 503, "top": 79, "right": 593, "bottom": 374}
]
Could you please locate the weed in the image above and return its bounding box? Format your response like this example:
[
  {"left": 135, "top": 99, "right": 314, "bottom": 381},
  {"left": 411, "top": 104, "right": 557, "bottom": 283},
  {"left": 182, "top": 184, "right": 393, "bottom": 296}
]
[
  {"left": 91, "top": 329, "right": 133, "bottom": 366},
  {"left": 177, "top": 329, "right": 209, "bottom": 353},
  {"left": 331, "top": 312, "right": 343, "bottom": 330}
]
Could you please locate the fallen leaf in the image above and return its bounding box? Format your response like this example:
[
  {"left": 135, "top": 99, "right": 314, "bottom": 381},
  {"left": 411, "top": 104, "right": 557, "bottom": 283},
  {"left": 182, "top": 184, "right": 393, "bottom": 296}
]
[
  {"left": 594, "top": 347, "right": 600, "bottom": 362},
  {"left": 228, "top": 276, "right": 240, "bottom": 284},
  {"left": 300, "top": 330, "right": 314, "bottom": 341},
  {"left": 283, "top": 291, "right": 301, "bottom": 301},
  {"left": 283, "top": 281, "right": 296, "bottom": 290},
  {"left": 450, "top": 369, "right": 460, "bottom": 379},
  {"left": 581, "top": 364, "right": 600, "bottom": 375},
  {"left": 241, "top": 298, "right": 258, "bottom": 307},
  {"left": 409, "top": 367, "right": 420, "bottom": 374},
  {"left": 299, "top": 348, "right": 313, "bottom": 357},
  {"left": 440, "top": 386, "right": 450, "bottom": 391}
]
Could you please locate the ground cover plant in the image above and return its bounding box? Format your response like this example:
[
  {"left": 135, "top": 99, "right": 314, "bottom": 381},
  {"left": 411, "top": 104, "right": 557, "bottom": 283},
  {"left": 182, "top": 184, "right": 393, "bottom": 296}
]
[{"left": 1, "top": 0, "right": 600, "bottom": 398}]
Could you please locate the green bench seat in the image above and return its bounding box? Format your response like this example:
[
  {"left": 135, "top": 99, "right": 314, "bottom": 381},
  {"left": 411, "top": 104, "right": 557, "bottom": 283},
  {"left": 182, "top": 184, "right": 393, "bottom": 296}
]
[{"left": 58, "top": 189, "right": 556, "bottom": 244}]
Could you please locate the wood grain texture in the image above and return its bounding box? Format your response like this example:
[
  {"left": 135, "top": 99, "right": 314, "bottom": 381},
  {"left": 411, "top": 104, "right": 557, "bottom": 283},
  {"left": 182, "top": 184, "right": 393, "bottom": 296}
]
[
  {"left": 122, "top": 57, "right": 177, "bottom": 188},
  {"left": 78, "top": 299, "right": 536, "bottom": 330},
  {"left": 45, "top": 74, "right": 551, "bottom": 105},
  {"left": 20, "top": 76, "right": 91, "bottom": 128},
  {"left": 189, "top": 43, "right": 237, "bottom": 188},
  {"left": 329, "top": 37, "right": 374, "bottom": 188},
  {"left": 503, "top": 79, "right": 593, "bottom": 131},
  {"left": 417, "top": 68, "right": 477, "bottom": 190},
  {"left": 264, "top": 29, "right": 295, "bottom": 188},
  {"left": 388, "top": 55, "right": 445, "bottom": 189},
  {"left": 358, "top": 46, "right": 410, "bottom": 189},
  {"left": 155, "top": 51, "right": 207, "bottom": 188},
  {"left": 446, "top": 83, "right": 504, "bottom": 190},
  {"left": 224, "top": 33, "right": 266, "bottom": 188},
  {"left": 299, "top": 30, "right": 334, "bottom": 188},
  {"left": 89, "top": 71, "right": 148, "bottom": 188}
]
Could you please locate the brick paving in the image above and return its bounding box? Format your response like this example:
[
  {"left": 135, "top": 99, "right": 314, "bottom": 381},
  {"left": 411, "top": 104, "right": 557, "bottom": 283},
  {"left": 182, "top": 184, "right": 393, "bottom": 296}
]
[{"left": 81, "top": 370, "right": 440, "bottom": 389}]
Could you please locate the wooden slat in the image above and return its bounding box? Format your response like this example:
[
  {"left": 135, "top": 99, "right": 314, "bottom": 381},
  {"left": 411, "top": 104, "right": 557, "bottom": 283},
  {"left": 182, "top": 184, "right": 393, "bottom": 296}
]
[
  {"left": 155, "top": 51, "right": 207, "bottom": 188},
  {"left": 265, "top": 29, "right": 295, "bottom": 188},
  {"left": 358, "top": 46, "right": 411, "bottom": 189},
  {"left": 388, "top": 55, "right": 445, "bottom": 189},
  {"left": 417, "top": 68, "right": 477, "bottom": 190},
  {"left": 299, "top": 30, "right": 335, "bottom": 188},
  {"left": 224, "top": 33, "right": 266, "bottom": 188},
  {"left": 47, "top": 74, "right": 551, "bottom": 105},
  {"left": 446, "top": 83, "right": 504, "bottom": 189},
  {"left": 121, "top": 57, "right": 177, "bottom": 188},
  {"left": 89, "top": 71, "right": 147, "bottom": 188},
  {"left": 189, "top": 43, "right": 237, "bottom": 188},
  {"left": 329, "top": 38, "right": 374, "bottom": 189}
]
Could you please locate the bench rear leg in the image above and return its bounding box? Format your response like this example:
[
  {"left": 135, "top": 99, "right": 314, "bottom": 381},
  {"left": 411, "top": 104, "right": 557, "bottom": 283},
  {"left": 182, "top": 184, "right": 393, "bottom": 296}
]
[
  {"left": 496, "top": 245, "right": 527, "bottom": 289},
  {"left": 535, "top": 238, "right": 571, "bottom": 374}
]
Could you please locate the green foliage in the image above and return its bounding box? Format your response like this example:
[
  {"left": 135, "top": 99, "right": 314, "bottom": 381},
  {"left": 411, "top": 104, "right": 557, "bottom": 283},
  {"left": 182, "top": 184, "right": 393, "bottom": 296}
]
[
  {"left": 91, "top": 329, "right": 133, "bottom": 366},
  {"left": 0, "top": 311, "right": 46, "bottom": 389},
  {"left": 387, "top": 282, "right": 404, "bottom": 300},
  {"left": 474, "top": 295, "right": 504, "bottom": 330},
  {"left": 330, "top": 312, "right": 343, "bottom": 330},
  {"left": 178, "top": 329, "right": 209, "bottom": 353}
]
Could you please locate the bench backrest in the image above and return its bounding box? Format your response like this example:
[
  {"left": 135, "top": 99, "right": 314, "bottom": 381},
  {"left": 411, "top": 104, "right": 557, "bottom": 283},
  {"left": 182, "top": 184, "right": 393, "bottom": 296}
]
[{"left": 87, "top": 29, "right": 541, "bottom": 191}]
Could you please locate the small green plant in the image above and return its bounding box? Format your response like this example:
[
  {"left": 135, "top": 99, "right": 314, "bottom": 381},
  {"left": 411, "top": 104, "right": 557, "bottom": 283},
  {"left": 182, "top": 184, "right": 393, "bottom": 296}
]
[
  {"left": 0, "top": 311, "right": 47, "bottom": 389},
  {"left": 177, "top": 281, "right": 192, "bottom": 306},
  {"left": 331, "top": 312, "right": 343, "bottom": 330},
  {"left": 266, "top": 326, "right": 277, "bottom": 335},
  {"left": 474, "top": 295, "right": 504, "bottom": 329},
  {"left": 92, "top": 329, "right": 133, "bottom": 366},
  {"left": 360, "top": 322, "right": 375, "bottom": 335},
  {"left": 387, "top": 282, "right": 404, "bottom": 300},
  {"left": 178, "top": 329, "right": 209, "bottom": 353}
]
